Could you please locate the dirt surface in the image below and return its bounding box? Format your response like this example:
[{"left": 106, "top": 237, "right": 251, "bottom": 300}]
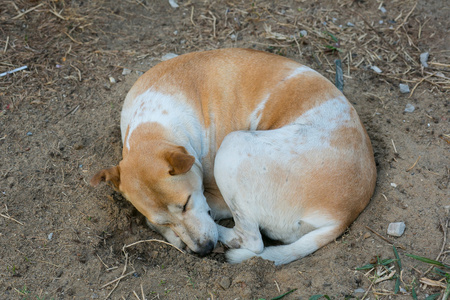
[{"left": 1, "top": 0, "right": 449, "bottom": 299}]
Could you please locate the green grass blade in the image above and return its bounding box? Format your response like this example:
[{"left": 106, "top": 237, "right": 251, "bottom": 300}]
[
  {"left": 434, "top": 267, "right": 448, "bottom": 276},
  {"left": 271, "top": 289, "right": 297, "bottom": 300},
  {"left": 393, "top": 245, "right": 402, "bottom": 270},
  {"left": 380, "top": 258, "right": 396, "bottom": 266},
  {"left": 425, "top": 293, "right": 441, "bottom": 300},
  {"left": 412, "top": 285, "right": 418, "bottom": 300},
  {"left": 394, "top": 277, "right": 400, "bottom": 294},
  {"left": 406, "top": 254, "right": 450, "bottom": 268},
  {"left": 324, "top": 31, "right": 339, "bottom": 42},
  {"left": 356, "top": 263, "right": 375, "bottom": 270}
]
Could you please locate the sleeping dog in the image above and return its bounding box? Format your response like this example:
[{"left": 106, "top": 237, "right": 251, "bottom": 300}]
[{"left": 91, "top": 48, "right": 376, "bottom": 265}]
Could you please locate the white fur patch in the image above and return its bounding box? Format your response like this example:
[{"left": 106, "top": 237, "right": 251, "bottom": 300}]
[
  {"left": 226, "top": 224, "right": 339, "bottom": 265},
  {"left": 219, "top": 96, "right": 354, "bottom": 173},
  {"left": 121, "top": 89, "right": 208, "bottom": 158},
  {"left": 284, "top": 65, "right": 317, "bottom": 81},
  {"left": 248, "top": 94, "right": 270, "bottom": 131}
]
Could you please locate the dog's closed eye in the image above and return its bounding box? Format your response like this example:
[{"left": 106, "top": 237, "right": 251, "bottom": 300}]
[{"left": 183, "top": 195, "right": 191, "bottom": 213}]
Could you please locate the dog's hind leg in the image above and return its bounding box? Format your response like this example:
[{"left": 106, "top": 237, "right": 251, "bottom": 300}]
[{"left": 226, "top": 223, "right": 344, "bottom": 266}]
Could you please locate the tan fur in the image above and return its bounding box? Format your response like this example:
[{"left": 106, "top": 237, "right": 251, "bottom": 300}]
[
  {"left": 124, "top": 49, "right": 327, "bottom": 146},
  {"left": 92, "top": 48, "right": 377, "bottom": 261}
]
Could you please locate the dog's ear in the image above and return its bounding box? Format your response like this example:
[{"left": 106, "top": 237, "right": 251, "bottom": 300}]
[
  {"left": 165, "top": 146, "right": 195, "bottom": 175},
  {"left": 90, "top": 166, "right": 121, "bottom": 190}
]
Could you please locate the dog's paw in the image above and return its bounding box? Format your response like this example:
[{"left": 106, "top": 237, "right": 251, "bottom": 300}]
[{"left": 226, "top": 248, "right": 257, "bottom": 264}]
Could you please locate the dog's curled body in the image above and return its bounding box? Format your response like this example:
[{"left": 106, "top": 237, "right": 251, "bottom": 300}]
[{"left": 92, "top": 48, "right": 376, "bottom": 265}]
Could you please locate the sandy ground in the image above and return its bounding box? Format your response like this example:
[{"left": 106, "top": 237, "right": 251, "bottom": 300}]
[{"left": 1, "top": 0, "right": 449, "bottom": 299}]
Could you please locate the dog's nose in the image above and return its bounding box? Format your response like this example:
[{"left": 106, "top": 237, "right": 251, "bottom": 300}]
[{"left": 196, "top": 240, "right": 215, "bottom": 256}]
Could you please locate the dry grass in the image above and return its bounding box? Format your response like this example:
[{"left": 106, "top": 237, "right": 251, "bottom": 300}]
[
  {"left": 0, "top": 1, "right": 448, "bottom": 299},
  {"left": 1, "top": 0, "right": 448, "bottom": 115}
]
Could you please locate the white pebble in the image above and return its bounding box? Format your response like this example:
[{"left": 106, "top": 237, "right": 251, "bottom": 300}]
[
  {"left": 299, "top": 30, "right": 308, "bottom": 37},
  {"left": 387, "top": 222, "right": 406, "bottom": 237},
  {"left": 168, "top": 0, "right": 179, "bottom": 8},
  {"left": 404, "top": 103, "right": 415, "bottom": 113},
  {"left": 379, "top": 6, "right": 387, "bottom": 13},
  {"left": 48, "top": 232, "right": 53, "bottom": 240},
  {"left": 122, "top": 68, "right": 131, "bottom": 75},
  {"left": 390, "top": 183, "right": 397, "bottom": 188},
  {"left": 420, "top": 52, "right": 429, "bottom": 67},
  {"left": 161, "top": 53, "right": 178, "bottom": 61},
  {"left": 370, "top": 66, "right": 382, "bottom": 73},
  {"left": 109, "top": 76, "right": 116, "bottom": 83},
  {"left": 399, "top": 83, "right": 410, "bottom": 93}
]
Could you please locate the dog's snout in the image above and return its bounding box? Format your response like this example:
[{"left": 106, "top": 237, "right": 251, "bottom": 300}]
[{"left": 196, "top": 240, "right": 215, "bottom": 256}]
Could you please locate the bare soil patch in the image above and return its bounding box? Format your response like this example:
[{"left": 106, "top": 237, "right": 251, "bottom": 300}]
[{"left": 1, "top": 0, "right": 449, "bottom": 299}]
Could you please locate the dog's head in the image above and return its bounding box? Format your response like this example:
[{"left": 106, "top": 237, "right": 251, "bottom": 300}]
[{"left": 91, "top": 141, "right": 218, "bottom": 255}]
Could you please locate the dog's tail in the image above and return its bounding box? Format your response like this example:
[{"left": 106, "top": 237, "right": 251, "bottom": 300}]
[{"left": 226, "top": 224, "right": 344, "bottom": 265}]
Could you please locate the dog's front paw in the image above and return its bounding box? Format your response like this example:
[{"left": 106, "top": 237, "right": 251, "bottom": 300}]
[{"left": 226, "top": 248, "right": 257, "bottom": 264}]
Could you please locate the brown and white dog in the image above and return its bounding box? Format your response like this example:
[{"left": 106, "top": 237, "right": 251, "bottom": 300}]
[{"left": 91, "top": 48, "right": 376, "bottom": 265}]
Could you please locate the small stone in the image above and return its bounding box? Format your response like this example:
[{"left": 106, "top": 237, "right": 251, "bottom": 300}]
[
  {"left": 122, "top": 68, "right": 131, "bottom": 75},
  {"left": 136, "top": 71, "right": 144, "bottom": 76},
  {"left": 399, "top": 83, "right": 410, "bottom": 94},
  {"left": 299, "top": 30, "right": 308, "bottom": 37},
  {"left": 445, "top": 206, "right": 450, "bottom": 214},
  {"left": 48, "top": 232, "right": 53, "bottom": 240},
  {"left": 91, "top": 293, "right": 99, "bottom": 299},
  {"left": 387, "top": 222, "right": 406, "bottom": 237},
  {"left": 26, "top": 132, "right": 33, "bottom": 136},
  {"left": 379, "top": 6, "right": 387, "bottom": 13},
  {"left": 370, "top": 66, "right": 382, "bottom": 73},
  {"left": 161, "top": 53, "right": 178, "bottom": 61},
  {"left": 109, "top": 76, "right": 116, "bottom": 83},
  {"left": 420, "top": 52, "right": 429, "bottom": 67},
  {"left": 404, "top": 103, "right": 415, "bottom": 113},
  {"left": 218, "top": 276, "right": 231, "bottom": 289},
  {"left": 168, "top": 0, "right": 179, "bottom": 8},
  {"left": 363, "top": 232, "right": 371, "bottom": 239},
  {"left": 347, "top": 22, "right": 355, "bottom": 27},
  {"left": 390, "top": 183, "right": 397, "bottom": 188},
  {"left": 354, "top": 288, "right": 365, "bottom": 293}
]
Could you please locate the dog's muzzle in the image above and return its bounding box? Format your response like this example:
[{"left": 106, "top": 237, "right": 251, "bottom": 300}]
[{"left": 195, "top": 240, "right": 215, "bottom": 256}]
